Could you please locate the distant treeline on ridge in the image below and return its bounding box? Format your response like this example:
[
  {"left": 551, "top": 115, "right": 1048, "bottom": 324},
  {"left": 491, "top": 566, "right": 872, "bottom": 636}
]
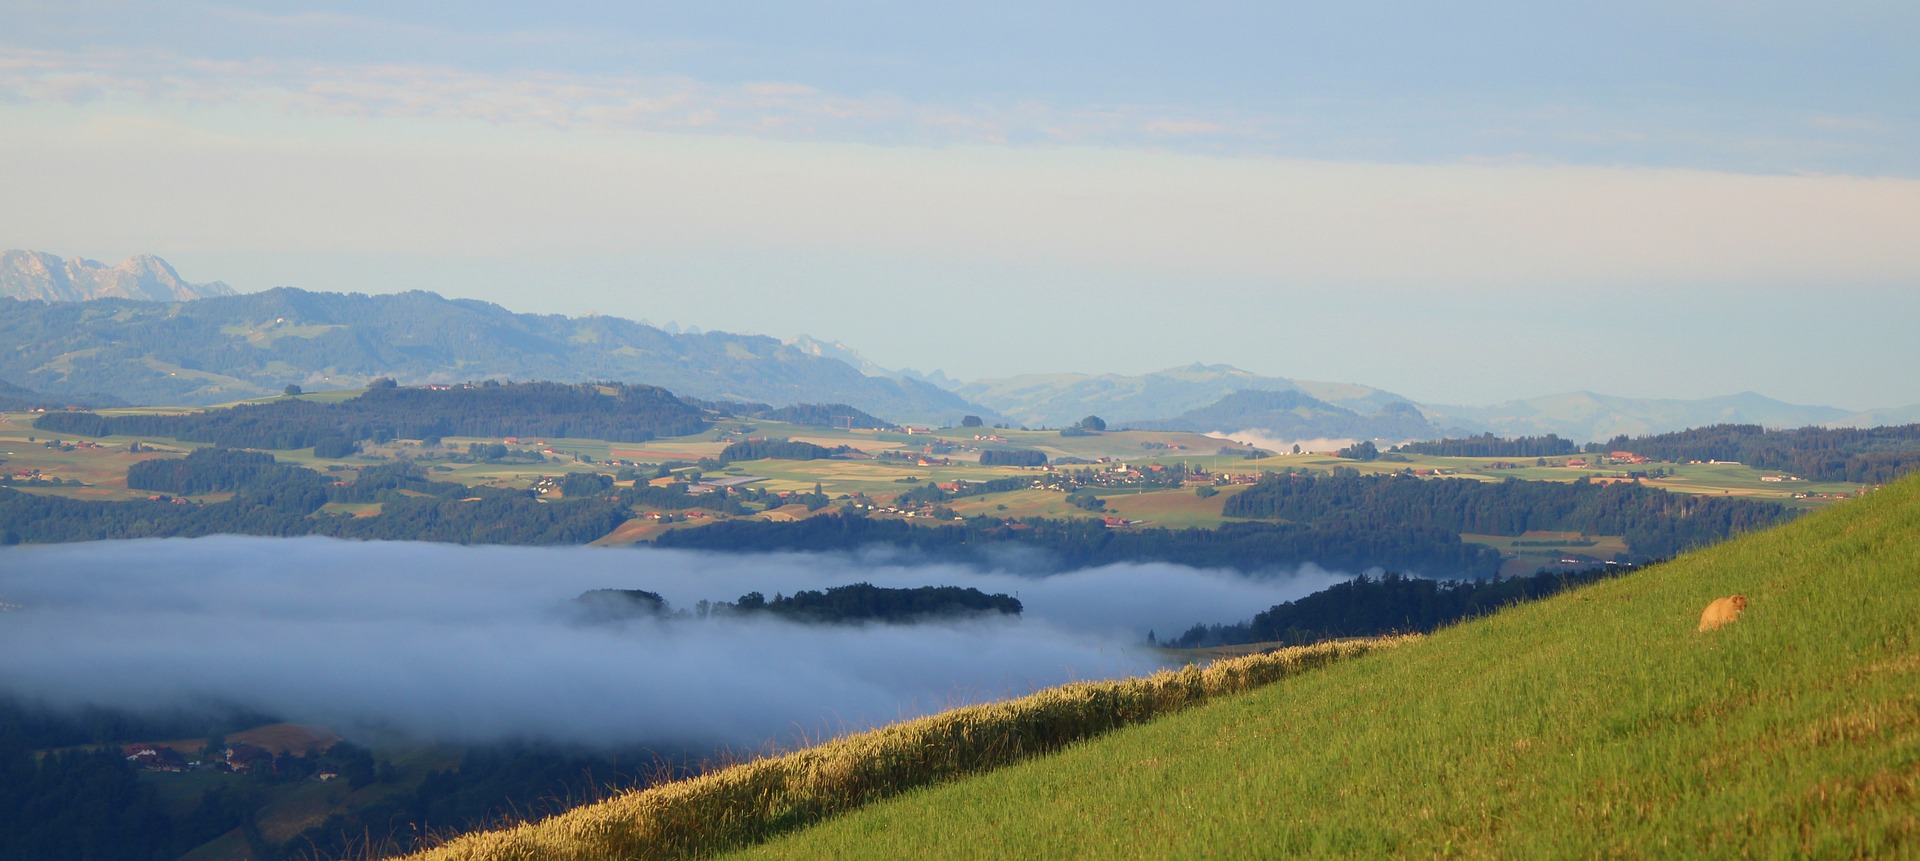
[
  {"left": 1222, "top": 472, "right": 1793, "bottom": 560},
  {"left": 1595, "top": 423, "right": 1920, "bottom": 484},
  {"left": 1396, "top": 423, "right": 1920, "bottom": 484},
  {"left": 34, "top": 381, "right": 707, "bottom": 449},
  {"left": 1395, "top": 433, "right": 1578, "bottom": 458}
]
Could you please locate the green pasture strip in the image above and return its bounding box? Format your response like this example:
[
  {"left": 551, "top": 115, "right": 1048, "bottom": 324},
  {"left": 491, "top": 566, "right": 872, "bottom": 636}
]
[
  {"left": 401, "top": 638, "right": 1412, "bottom": 861},
  {"left": 735, "top": 475, "right": 1920, "bottom": 860}
]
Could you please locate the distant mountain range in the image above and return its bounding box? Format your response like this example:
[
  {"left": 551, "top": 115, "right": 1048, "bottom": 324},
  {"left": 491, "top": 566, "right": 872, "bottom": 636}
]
[
  {"left": 1132, "top": 390, "right": 1441, "bottom": 442},
  {"left": 954, "top": 363, "right": 1414, "bottom": 428},
  {"left": 933, "top": 361, "right": 1905, "bottom": 443},
  {"left": 0, "top": 286, "right": 978, "bottom": 424},
  {"left": 2, "top": 251, "right": 1910, "bottom": 442},
  {"left": 1415, "top": 391, "right": 1859, "bottom": 444},
  {"left": 1, "top": 250, "right": 235, "bottom": 302}
]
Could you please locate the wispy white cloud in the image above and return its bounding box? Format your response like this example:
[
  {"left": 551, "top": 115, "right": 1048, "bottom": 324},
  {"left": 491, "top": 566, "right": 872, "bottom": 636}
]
[
  {"left": 16, "top": 45, "right": 1894, "bottom": 173},
  {"left": 0, "top": 47, "right": 1141, "bottom": 147}
]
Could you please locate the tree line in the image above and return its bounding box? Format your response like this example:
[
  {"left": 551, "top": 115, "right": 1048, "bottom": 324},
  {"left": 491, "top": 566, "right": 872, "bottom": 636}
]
[
  {"left": 656, "top": 513, "right": 1506, "bottom": 578},
  {"left": 1, "top": 456, "right": 631, "bottom": 547},
  {"left": 979, "top": 448, "right": 1048, "bottom": 467},
  {"left": 1592, "top": 423, "right": 1920, "bottom": 483},
  {"left": 1167, "top": 567, "right": 1629, "bottom": 648},
  {"left": 1394, "top": 433, "right": 1579, "bottom": 458},
  {"left": 34, "top": 381, "right": 708, "bottom": 451},
  {"left": 721, "top": 583, "right": 1021, "bottom": 623},
  {"left": 1222, "top": 471, "right": 1794, "bottom": 559}
]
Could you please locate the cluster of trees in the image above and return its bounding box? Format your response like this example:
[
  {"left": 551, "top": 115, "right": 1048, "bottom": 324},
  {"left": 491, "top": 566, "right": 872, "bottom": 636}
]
[
  {"left": 1059, "top": 415, "right": 1106, "bottom": 436},
  {"left": 716, "top": 438, "right": 848, "bottom": 464},
  {"left": 34, "top": 381, "right": 707, "bottom": 452},
  {"left": 979, "top": 448, "right": 1048, "bottom": 467},
  {"left": 571, "top": 589, "right": 670, "bottom": 623},
  {"left": 1167, "top": 567, "right": 1628, "bottom": 648},
  {"left": 1334, "top": 440, "right": 1380, "bottom": 460},
  {"left": 1594, "top": 423, "right": 1920, "bottom": 483},
  {"left": 754, "top": 403, "right": 889, "bottom": 429},
  {"left": 126, "top": 447, "right": 302, "bottom": 495},
  {"left": 721, "top": 583, "right": 1022, "bottom": 623},
  {"left": 1222, "top": 472, "right": 1794, "bottom": 559},
  {"left": 657, "top": 513, "right": 1506, "bottom": 578},
  {"left": 1395, "top": 433, "right": 1578, "bottom": 458},
  {"left": 890, "top": 475, "right": 1032, "bottom": 507}
]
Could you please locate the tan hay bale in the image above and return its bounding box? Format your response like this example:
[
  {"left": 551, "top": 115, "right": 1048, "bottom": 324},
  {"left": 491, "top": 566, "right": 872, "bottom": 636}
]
[{"left": 1698, "top": 594, "right": 1748, "bottom": 632}]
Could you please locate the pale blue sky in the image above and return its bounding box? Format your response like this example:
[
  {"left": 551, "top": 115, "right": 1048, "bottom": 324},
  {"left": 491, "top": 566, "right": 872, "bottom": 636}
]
[{"left": 3, "top": 2, "right": 1917, "bottom": 407}]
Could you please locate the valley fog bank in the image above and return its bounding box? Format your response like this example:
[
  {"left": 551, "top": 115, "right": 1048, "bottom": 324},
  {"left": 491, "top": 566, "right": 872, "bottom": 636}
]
[{"left": 0, "top": 537, "right": 1343, "bottom": 747}]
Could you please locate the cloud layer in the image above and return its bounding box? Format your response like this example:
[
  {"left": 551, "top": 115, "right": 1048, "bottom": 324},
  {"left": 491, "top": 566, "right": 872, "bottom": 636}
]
[{"left": 0, "top": 537, "right": 1338, "bottom": 748}]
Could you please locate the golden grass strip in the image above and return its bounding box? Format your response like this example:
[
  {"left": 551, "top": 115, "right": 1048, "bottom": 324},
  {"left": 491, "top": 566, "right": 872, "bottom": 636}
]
[{"left": 404, "top": 635, "right": 1416, "bottom": 861}]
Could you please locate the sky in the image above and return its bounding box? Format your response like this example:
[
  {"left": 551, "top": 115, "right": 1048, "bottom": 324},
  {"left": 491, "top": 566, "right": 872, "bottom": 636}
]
[{"left": 2, "top": 2, "right": 1917, "bottom": 408}]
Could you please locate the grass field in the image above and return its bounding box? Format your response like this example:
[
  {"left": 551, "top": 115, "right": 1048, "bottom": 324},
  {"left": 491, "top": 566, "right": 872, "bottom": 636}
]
[
  {"left": 723, "top": 472, "right": 1920, "bottom": 859},
  {"left": 400, "top": 639, "right": 1410, "bottom": 861}
]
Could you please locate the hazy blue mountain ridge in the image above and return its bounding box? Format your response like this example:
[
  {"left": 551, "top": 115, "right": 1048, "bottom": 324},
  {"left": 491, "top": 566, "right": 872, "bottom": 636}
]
[
  {"left": 957, "top": 363, "right": 1415, "bottom": 428},
  {"left": 1128, "top": 389, "right": 1442, "bottom": 442},
  {"left": 0, "top": 288, "right": 984, "bottom": 423},
  {"left": 1419, "top": 390, "right": 1852, "bottom": 443},
  {"left": 0, "top": 252, "right": 1893, "bottom": 443}
]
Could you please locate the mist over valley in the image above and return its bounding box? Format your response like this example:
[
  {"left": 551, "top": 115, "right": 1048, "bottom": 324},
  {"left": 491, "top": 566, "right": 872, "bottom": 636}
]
[{"left": 0, "top": 536, "right": 1342, "bottom": 749}]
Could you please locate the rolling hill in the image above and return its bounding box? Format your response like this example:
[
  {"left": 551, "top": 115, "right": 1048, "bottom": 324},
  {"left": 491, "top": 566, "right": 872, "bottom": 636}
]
[
  {"left": 402, "top": 468, "right": 1919, "bottom": 859},
  {"left": 732, "top": 472, "right": 1919, "bottom": 858}
]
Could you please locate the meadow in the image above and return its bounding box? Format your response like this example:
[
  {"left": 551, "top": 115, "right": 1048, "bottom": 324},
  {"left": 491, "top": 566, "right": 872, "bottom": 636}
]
[
  {"left": 726, "top": 469, "right": 1920, "bottom": 858},
  {"left": 400, "top": 638, "right": 1411, "bottom": 861}
]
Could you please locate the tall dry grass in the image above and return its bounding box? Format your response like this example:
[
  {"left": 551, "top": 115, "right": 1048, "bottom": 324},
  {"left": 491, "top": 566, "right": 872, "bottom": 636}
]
[{"left": 402, "top": 636, "right": 1412, "bottom": 861}]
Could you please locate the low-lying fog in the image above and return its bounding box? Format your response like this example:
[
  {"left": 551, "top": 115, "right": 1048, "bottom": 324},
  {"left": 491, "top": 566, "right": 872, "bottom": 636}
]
[{"left": 0, "top": 537, "right": 1346, "bottom": 748}]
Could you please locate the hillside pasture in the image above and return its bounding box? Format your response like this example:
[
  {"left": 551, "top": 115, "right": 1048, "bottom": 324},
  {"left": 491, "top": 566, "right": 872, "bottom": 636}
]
[
  {"left": 1096, "top": 486, "right": 1246, "bottom": 528},
  {"left": 0, "top": 410, "right": 198, "bottom": 498},
  {"left": 729, "top": 473, "right": 1920, "bottom": 860}
]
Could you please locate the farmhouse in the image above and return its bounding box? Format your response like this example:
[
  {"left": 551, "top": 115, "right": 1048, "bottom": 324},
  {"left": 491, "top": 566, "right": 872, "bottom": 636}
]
[
  {"left": 224, "top": 743, "right": 276, "bottom": 774},
  {"left": 124, "top": 744, "right": 189, "bottom": 772}
]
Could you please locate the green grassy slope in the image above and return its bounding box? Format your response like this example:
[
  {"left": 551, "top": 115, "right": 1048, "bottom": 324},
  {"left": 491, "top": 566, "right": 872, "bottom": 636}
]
[{"left": 736, "top": 473, "right": 1920, "bottom": 859}]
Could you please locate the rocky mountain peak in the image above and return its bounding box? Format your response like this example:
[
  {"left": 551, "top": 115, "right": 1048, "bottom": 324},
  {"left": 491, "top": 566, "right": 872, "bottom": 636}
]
[{"left": 0, "top": 250, "right": 237, "bottom": 302}]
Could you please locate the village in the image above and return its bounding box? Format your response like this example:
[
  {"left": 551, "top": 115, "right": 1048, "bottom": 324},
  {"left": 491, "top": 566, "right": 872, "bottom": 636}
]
[{"left": 119, "top": 724, "right": 349, "bottom": 782}]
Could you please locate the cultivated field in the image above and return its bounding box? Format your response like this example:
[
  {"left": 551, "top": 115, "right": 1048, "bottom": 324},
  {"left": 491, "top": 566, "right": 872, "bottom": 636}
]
[{"left": 0, "top": 402, "right": 1875, "bottom": 561}]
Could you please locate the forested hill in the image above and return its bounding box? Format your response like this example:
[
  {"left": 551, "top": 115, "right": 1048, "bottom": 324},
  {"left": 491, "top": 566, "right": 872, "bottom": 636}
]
[
  {"left": 0, "top": 289, "right": 982, "bottom": 423},
  {"left": 0, "top": 377, "right": 73, "bottom": 411},
  {"left": 1596, "top": 423, "right": 1920, "bottom": 484},
  {"left": 1223, "top": 472, "right": 1795, "bottom": 559},
  {"left": 34, "top": 381, "right": 708, "bottom": 449}
]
